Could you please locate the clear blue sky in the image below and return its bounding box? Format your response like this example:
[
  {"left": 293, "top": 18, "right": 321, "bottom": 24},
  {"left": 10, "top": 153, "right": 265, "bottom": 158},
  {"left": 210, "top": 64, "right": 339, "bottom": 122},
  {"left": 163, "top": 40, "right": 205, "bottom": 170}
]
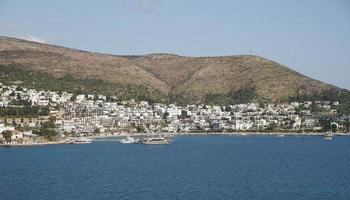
[{"left": 0, "top": 0, "right": 349, "bottom": 89}]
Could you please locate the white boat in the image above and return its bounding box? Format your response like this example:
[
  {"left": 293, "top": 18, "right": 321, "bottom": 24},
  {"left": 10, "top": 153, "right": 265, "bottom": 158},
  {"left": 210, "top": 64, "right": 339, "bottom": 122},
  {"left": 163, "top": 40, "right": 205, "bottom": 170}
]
[
  {"left": 277, "top": 134, "right": 285, "bottom": 137},
  {"left": 324, "top": 136, "right": 333, "bottom": 140},
  {"left": 324, "top": 122, "right": 336, "bottom": 140},
  {"left": 120, "top": 137, "right": 139, "bottom": 144},
  {"left": 142, "top": 136, "right": 171, "bottom": 145},
  {"left": 324, "top": 132, "right": 334, "bottom": 140}
]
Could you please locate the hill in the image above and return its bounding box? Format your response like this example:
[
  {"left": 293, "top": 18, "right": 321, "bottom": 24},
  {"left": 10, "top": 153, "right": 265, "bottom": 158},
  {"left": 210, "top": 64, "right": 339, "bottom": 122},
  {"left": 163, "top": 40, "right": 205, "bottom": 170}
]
[{"left": 0, "top": 36, "right": 348, "bottom": 105}]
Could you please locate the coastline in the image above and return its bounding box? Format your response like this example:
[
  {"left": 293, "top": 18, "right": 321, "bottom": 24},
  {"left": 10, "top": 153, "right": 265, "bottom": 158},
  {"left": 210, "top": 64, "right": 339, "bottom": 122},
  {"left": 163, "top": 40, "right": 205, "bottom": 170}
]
[
  {"left": 0, "top": 141, "right": 66, "bottom": 147},
  {"left": 177, "top": 132, "right": 350, "bottom": 136},
  {"left": 1, "top": 132, "right": 349, "bottom": 147}
]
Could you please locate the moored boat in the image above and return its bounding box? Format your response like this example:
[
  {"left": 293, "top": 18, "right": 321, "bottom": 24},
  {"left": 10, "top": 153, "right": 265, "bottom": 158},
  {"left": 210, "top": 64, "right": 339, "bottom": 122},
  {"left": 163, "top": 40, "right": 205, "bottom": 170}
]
[
  {"left": 120, "top": 136, "right": 140, "bottom": 144},
  {"left": 142, "top": 136, "right": 171, "bottom": 145},
  {"left": 324, "top": 121, "right": 336, "bottom": 141},
  {"left": 324, "top": 132, "right": 334, "bottom": 140}
]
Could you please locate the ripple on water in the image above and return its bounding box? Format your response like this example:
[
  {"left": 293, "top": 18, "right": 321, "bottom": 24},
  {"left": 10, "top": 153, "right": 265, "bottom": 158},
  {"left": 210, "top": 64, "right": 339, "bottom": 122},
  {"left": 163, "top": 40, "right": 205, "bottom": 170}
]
[{"left": 0, "top": 136, "right": 350, "bottom": 200}]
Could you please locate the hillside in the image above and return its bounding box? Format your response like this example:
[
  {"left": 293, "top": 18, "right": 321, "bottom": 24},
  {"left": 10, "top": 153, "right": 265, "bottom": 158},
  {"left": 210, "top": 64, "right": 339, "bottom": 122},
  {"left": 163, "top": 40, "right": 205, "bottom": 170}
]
[{"left": 0, "top": 36, "right": 348, "bottom": 105}]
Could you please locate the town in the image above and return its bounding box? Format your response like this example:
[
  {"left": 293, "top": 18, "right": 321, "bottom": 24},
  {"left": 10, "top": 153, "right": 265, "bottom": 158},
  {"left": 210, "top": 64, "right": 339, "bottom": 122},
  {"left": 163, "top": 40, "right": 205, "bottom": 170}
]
[{"left": 0, "top": 82, "right": 349, "bottom": 145}]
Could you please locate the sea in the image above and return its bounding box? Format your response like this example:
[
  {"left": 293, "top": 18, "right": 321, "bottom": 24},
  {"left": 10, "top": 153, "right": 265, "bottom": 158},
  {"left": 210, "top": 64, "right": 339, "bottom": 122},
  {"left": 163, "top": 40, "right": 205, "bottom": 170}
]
[{"left": 1, "top": 135, "right": 350, "bottom": 200}]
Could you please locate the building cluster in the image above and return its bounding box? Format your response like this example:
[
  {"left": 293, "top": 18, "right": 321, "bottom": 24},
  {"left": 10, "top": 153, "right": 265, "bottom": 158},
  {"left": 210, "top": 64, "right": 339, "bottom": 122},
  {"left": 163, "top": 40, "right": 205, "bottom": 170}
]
[{"left": 1, "top": 83, "right": 349, "bottom": 143}]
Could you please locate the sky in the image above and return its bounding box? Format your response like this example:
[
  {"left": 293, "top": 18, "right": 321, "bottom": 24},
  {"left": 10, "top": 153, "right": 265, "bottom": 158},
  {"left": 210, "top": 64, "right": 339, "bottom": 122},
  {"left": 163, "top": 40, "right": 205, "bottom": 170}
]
[{"left": 0, "top": 0, "right": 349, "bottom": 89}]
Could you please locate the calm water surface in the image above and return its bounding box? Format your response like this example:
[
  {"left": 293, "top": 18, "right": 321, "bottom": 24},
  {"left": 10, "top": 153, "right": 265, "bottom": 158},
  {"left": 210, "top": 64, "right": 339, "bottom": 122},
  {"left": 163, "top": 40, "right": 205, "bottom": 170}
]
[{"left": 1, "top": 135, "right": 350, "bottom": 200}]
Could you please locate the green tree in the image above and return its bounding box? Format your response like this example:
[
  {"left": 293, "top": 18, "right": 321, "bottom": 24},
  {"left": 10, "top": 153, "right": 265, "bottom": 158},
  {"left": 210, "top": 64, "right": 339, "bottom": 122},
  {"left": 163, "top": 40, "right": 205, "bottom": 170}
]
[
  {"left": 319, "top": 118, "right": 331, "bottom": 132},
  {"left": 16, "top": 93, "right": 22, "bottom": 101},
  {"left": 2, "top": 130, "right": 12, "bottom": 143},
  {"left": 136, "top": 125, "right": 146, "bottom": 133},
  {"left": 163, "top": 112, "right": 169, "bottom": 119},
  {"left": 229, "top": 86, "right": 256, "bottom": 104},
  {"left": 15, "top": 86, "right": 23, "bottom": 91},
  {"left": 35, "top": 118, "right": 58, "bottom": 141},
  {"left": 41, "top": 121, "right": 56, "bottom": 129},
  {"left": 266, "top": 123, "right": 278, "bottom": 132},
  {"left": 94, "top": 128, "right": 100, "bottom": 134},
  {"left": 179, "top": 110, "right": 189, "bottom": 119}
]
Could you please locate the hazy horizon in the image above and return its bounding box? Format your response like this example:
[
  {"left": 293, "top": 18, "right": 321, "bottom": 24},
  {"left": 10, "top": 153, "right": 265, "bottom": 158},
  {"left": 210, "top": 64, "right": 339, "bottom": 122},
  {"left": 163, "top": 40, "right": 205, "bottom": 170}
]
[{"left": 0, "top": 0, "right": 349, "bottom": 89}]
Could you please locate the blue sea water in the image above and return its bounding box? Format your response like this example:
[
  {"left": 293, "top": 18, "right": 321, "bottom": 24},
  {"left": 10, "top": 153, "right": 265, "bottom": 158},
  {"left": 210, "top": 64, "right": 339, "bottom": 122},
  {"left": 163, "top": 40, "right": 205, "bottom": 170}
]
[{"left": 1, "top": 135, "right": 350, "bottom": 200}]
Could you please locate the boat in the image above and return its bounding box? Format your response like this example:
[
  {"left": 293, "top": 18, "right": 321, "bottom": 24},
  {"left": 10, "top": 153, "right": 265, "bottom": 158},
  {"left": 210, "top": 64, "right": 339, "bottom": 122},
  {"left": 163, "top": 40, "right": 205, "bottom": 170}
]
[
  {"left": 324, "top": 136, "right": 333, "bottom": 140},
  {"left": 277, "top": 134, "right": 285, "bottom": 137},
  {"left": 71, "top": 138, "right": 92, "bottom": 144},
  {"left": 324, "top": 132, "right": 334, "bottom": 140},
  {"left": 142, "top": 136, "right": 171, "bottom": 145},
  {"left": 324, "top": 121, "right": 336, "bottom": 140},
  {"left": 120, "top": 136, "right": 140, "bottom": 144}
]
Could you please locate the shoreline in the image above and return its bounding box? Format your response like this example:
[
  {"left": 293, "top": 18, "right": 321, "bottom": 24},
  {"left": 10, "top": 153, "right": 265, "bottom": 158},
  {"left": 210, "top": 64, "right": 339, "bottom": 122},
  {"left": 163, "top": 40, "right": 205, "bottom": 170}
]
[
  {"left": 1, "top": 132, "right": 349, "bottom": 147},
  {"left": 0, "top": 141, "right": 66, "bottom": 147},
  {"left": 180, "top": 132, "right": 350, "bottom": 136}
]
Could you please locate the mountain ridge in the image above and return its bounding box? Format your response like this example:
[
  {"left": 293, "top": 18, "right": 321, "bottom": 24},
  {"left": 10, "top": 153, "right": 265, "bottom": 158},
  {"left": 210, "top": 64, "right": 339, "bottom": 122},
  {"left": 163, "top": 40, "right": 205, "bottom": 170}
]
[{"left": 0, "top": 36, "right": 347, "bottom": 105}]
